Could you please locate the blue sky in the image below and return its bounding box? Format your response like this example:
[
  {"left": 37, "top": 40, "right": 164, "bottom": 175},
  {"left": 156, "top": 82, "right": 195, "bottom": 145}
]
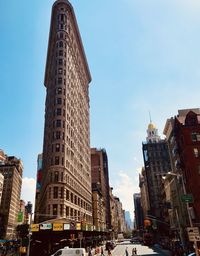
[{"left": 1, "top": 0, "right": 200, "bottom": 218}]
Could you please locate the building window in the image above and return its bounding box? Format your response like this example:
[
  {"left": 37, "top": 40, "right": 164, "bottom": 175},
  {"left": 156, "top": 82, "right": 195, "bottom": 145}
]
[
  {"left": 54, "top": 171, "right": 59, "bottom": 182},
  {"left": 55, "top": 131, "right": 61, "bottom": 139},
  {"left": 59, "top": 41, "right": 63, "bottom": 48},
  {"left": 49, "top": 187, "right": 51, "bottom": 199},
  {"left": 53, "top": 187, "right": 58, "bottom": 198},
  {"left": 55, "top": 156, "right": 59, "bottom": 165},
  {"left": 60, "top": 204, "right": 63, "bottom": 216},
  {"left": 198, "top": 165, "right": 200, "bottom": 174},
  {"left": 71, "top": 193, "right": 73, "bottom": 203},
  {"left": 56, "top": 108, "right": 62, "bottom": 116},
  {"left": 56, "top": 87, "right": 62, "bottom": 94},
  {"left": 59, "top": 50, "right": 63, "bottom": 56},
  {"left": 191, "top": 132, "right": 200, "bottom": 142},
  {"left": 58, "top": 59, "right": 63, "bottom": 65},
  {"left": 194, "top": 148, "right": 199, "bottom": 158},
  {"left": 56, "top": 98, "right": 62, "bottom": 105},
  {"left": 56, "top": 120, "right": 61, "bottom": 127},
  {"left": 58, "top": 77, "right": 62, "bottom": 84},
  {"left": 60, "top": 187, "right": 64, "bottom": 199},
  {"left": 53, "top": 204, "right": 57, "bottom": 216},
  {"left": 66, "top": 206, "right": 69, "bottom": 216},
  {"left": 58, "top": 68, "right": 63, "bottom": 75},
  {"left": 55, "top": 144, "right": 60, "bottom": 152},
  {"left": 66, "top": 189, "right": 69, "bottom": 200}
]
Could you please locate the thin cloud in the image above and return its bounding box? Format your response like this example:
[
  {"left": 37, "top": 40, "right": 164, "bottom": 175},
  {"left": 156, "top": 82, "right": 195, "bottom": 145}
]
[
  {"left": 21, "top": 177, "right": 36, "bottom": 207},
  {"left": 112, "top": 171, "right": 140, "bottom": 220}
]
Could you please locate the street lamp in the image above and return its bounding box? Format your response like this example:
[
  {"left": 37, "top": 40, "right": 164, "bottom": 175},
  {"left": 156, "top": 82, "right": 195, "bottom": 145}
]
[{"left": 166, "top": 172, "right": 199, "bottom": 256}]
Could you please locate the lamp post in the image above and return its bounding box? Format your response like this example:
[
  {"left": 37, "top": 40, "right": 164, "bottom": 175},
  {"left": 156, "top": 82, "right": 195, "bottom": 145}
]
[{"left": 167, "top": 172, "right": 199, "bottom": 256}]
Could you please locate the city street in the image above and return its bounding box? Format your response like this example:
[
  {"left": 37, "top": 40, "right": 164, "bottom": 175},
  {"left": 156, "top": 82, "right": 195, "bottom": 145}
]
[{"left": 108, "top": 241, "right": 170, "bottom": 256}]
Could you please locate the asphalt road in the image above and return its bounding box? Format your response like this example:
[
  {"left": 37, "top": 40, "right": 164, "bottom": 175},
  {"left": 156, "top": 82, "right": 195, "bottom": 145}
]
[{"left": 106, "top": 241, "right": 170, "bottom": 256}]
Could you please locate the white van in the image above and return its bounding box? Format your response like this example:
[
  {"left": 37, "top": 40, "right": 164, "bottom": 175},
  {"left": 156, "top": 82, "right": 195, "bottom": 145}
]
[{"left": 51, "top": 247, "right": 87, "bottom": 256}]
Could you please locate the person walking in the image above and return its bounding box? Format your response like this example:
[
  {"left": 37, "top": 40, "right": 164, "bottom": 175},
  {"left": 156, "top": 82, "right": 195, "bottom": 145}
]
[
  {"left": 108, "top": 248, "right": 112, "bottom": 256},
  {"left": 100, "top": 246, "right": 104, "bottom": 256},
  {"left": 125, "top": 247, "right": 129, "bottom": 256}
]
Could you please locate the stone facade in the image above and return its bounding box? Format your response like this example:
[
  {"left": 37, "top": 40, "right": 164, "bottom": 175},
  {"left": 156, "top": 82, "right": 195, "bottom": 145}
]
[
  {"left": 36, "top": 0, "right": 92, "bottom": 225},
  {"left": 0, "top": 153, "right": 23, "bottom": 239}
]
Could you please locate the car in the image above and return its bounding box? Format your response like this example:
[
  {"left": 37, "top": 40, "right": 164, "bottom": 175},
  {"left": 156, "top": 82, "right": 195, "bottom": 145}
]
[
  {"left": 130, "top": 237, "right": 141, "bottom": 244},
  {"left": 187, "top": 253, "right": 196, "bottom": 256},
  {"left": 51, "top": 247, "right": 87, "bottom": 256}
]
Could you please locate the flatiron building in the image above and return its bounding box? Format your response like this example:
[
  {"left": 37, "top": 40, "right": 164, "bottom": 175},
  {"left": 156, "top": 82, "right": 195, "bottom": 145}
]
[{"left": 35, "top": 0, "right": 92, "bottom": 224}]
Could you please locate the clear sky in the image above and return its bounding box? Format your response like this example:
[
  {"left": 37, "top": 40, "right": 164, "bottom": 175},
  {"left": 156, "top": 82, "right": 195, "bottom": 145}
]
[{"left": 1, "top": 0, "right": 200, "bottom": 219}]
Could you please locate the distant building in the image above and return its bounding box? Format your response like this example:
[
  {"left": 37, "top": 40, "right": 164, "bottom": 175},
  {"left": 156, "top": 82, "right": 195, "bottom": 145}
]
[
  {"left": 0, "top": 152, "right": 23, "bottom": 239},
  {"left": 34, "top": 154, "right": 43, "bottom": 223},
  {"left": 133, "top": 193, "right": 143, "bottom": 230},
  {"left": 125, "top": 211, "right": 132, "bottom": 230},
  {"left": 142, "top": 122, "right": 171, "bottom": 226},
  {"left": 0, "top": 173, "right": 4, "bottom": 205},
  {"left": 91, "top": 148, "right": 111, "bottom": 230},
  {"left": 139, "top": 167, "right": 150, "bottom": 219},
  {"left": 92, "top": 182, "right": 106, "bottom": 231}
]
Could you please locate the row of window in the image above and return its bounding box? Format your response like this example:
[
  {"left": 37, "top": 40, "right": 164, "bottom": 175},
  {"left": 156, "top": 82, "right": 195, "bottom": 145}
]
[
  {"left": 51, "top": 204, "right": 84, "bottom": 218},
  {"left": 49, "top": 187, "right": 91, "bottom": 211},
  {"left": 191, "top": 132, "right": 200, "bottom": 142}
]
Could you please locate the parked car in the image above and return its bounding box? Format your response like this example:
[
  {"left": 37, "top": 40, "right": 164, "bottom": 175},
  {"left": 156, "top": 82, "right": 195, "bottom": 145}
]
[
  {"left": 51, "top": 247, "right": 87, "bottom": 256},
  {"left": 130, "top": 237, "right": 141, "bottom": 244},
  {"left": 187, "top": 253, "right": 195, "bottom": 256}
]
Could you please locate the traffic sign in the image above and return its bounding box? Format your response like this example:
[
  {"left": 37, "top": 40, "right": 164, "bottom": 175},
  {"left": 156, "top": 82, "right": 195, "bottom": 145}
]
[
  {"left": 181, "top": 194, "right": 193, "bottom": 203},
  {"left": 187, "top": 227, "right": 200, "bottom": 241}
]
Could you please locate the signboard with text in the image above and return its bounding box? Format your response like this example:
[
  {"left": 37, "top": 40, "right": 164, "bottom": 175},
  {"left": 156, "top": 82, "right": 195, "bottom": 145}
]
[
  {"left": 53, "top": 223, "right": 63, "bottom": 231},
  {"left": 31, "top": 224, "right": 39, "bottom": 232},
  {"left": 181, "top": 194, "right": 193, "bottom": 203}
]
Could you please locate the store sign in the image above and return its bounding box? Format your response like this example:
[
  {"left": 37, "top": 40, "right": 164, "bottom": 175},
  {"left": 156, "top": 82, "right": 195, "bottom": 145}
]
[
  {"left": 40, "top": 223, "right": 52, "bottom": 230},
  {"left": 53, "top": 223, "right": 63, "bottom": 231},
  {"left": 64, "top": 223, "right": 70, "bottom": 230},
  {"left": 76, "top": 223, "right": 81, "bottom": 230},
  {"left": 31, "top": 224, "right": 39, "bottom": 232}
]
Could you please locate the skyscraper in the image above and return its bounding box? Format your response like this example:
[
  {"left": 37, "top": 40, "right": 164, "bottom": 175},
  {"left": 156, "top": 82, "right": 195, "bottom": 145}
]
[
  {"left": 36, "top": 0, "right": 92, "bottom": 224},
  {"left": 142, "top": 122, "right": 170, "bottom": 223},
  {"left": 0, "top": 151, "right": 23, "bottom": 239}
]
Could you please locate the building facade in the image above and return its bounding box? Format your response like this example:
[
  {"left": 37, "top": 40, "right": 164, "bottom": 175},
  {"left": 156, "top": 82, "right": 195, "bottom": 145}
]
[
  {"left": 142, "top": 122, "right": 171, "bottom": 225},
  {"left": 91, "top": 148, "right": 111, "bottom": 230},
  {"left": 36, "top": 0, "right": 92, "bottom": 225},
  {"left": 0, "top": 152, "right": 23, "bottom": 239},
  {"left": 0, "top": 173, "right": 4, "bottom": 205},
  {"left": 133, "top": 193, "right": 143, "bottom": 230},
  {"left": 164, "top": 109, "right": 200, "bottom": 226}
]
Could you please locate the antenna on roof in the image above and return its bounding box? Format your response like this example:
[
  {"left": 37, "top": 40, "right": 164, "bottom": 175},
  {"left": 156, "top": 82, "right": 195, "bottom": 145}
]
[{"left": 149, "top": 111, "right": 152, "bottom": 123}]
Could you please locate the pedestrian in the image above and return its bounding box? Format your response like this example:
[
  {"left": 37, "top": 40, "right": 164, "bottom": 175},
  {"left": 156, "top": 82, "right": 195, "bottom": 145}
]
[
  {"left": 132, "top": 248, "right": 135, "bottom": 255},
  {"left": 88, "top": 247, "right": 92, "bottom": 256},
  {"left": 101, "top": 246, "right": 104, "bottom": 256},
  {"left": 134, "top": 248, "right": 137, "bottom": 255},
  {"left": 125, "top": 247, "right": 129, "bottom": 256},
  {"left": 108, "top": 248, "right": 112, "bottom": 256}
]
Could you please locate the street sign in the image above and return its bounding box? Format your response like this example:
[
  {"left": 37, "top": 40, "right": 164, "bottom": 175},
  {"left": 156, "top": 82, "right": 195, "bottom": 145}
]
[
  {"left": 187, "top": 227, "right": 200, "bottom": 241},
  {"left": 181, "top": 194, "right": 193, "bottom": 203}
]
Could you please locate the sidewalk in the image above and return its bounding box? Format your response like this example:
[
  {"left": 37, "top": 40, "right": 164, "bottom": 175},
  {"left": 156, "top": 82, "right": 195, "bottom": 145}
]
[{"left": 152, "top": 245, "right": 171, "bottom": 256}]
